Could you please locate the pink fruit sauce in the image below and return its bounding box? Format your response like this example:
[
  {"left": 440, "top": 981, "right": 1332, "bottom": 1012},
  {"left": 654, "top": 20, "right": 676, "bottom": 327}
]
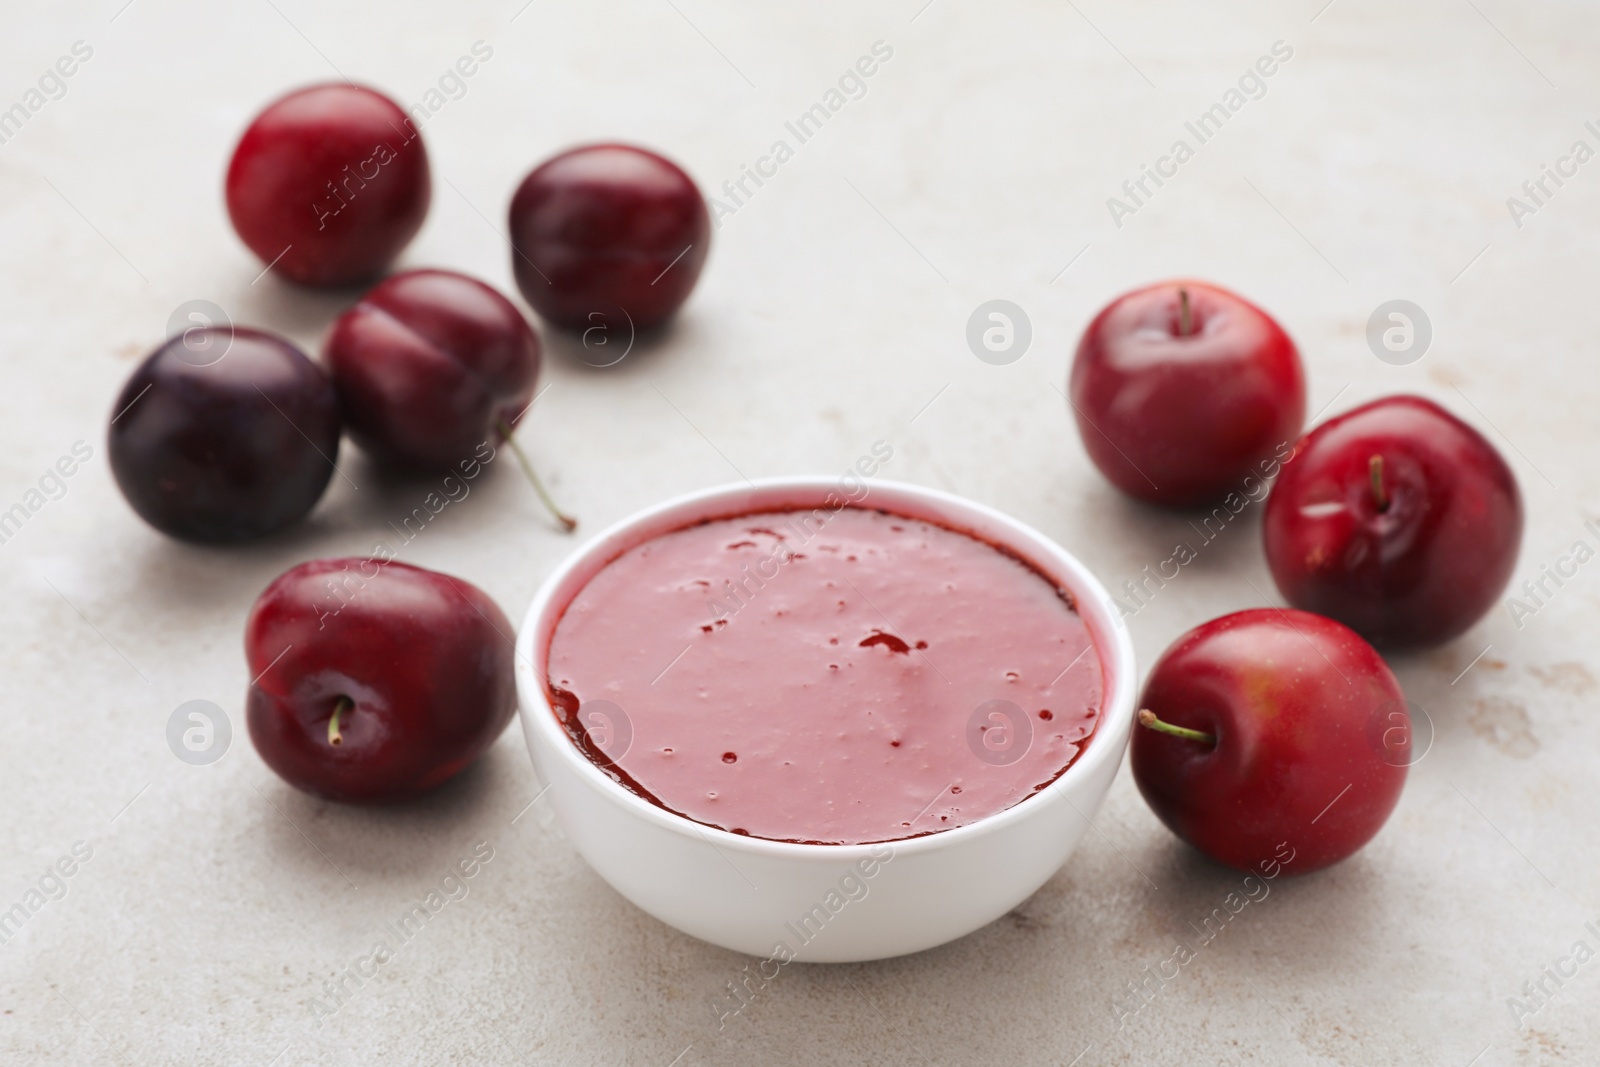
[{"left": 545, "top": 506, "right": 1104, "bottom": 844}]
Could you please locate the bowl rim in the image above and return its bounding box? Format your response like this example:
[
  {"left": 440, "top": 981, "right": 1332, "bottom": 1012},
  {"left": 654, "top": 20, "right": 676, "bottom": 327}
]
[{"left": 514, "top": 475, "right": 1137, "bottom": 860}]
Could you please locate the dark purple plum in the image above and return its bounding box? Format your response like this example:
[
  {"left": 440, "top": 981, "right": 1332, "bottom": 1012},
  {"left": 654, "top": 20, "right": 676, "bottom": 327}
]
[{"left": 108, "top": 326, "right": 340, "bottom": 542}]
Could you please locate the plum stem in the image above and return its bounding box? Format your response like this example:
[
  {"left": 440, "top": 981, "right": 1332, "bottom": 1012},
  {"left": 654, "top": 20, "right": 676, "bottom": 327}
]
[
  {"left": 328, "top": 695, "right": 352, "bottom": 747},
  {"left": 1138, "top": 708, "right": 1214, "bottom": 746},
  {"left": 1369, "top": 453, "right": 1389, "bottom": 513},
  {"left": 495, "top": 417, "right": 578, "bottom": 532},
  {"left": 1178, "top": 287, "right": 1192, "bottom": 337}
]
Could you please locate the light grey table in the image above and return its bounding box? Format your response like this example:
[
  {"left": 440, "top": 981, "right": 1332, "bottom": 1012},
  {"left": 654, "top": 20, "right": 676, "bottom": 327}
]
[{"left": 2, "top": 1, "right": 1595, "bottom": 1063}]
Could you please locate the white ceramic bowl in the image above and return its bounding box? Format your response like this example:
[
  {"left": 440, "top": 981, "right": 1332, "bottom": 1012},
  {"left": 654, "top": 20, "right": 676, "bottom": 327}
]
[{"left": 514, "top": 477, "right": 1136, "bottom": 962}]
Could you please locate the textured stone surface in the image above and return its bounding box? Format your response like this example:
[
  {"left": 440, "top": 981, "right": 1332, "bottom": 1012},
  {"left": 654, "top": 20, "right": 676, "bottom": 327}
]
[{"left": 1, "top": 1, "right": 1596, "bottom": 1064}]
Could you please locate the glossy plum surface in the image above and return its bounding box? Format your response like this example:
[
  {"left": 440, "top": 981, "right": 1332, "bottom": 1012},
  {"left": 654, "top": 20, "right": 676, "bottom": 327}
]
[
  {"left": 1132, "top": 609, "right": 1409, "bottom": 876},
  {"left": 508, "top": 143, "right": 710, "bottom": 331},
  {"left": 245, "top": 557, "right": 517, "bottom": 803},
  {"left": 323, "top": 268, "right": 540, "bottom": 469},
  {"left": 1070, "top": 280, "right": 1305, "bottom": 508},
  {"left": 226, "top": 83, "right": 430, "bottom": 287},
  {"left": 108, "top": 326, "right": 339, "bottom": 543},
  {"left": 1263, "top": 395, "right": 1523, "bottom": 649}
]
